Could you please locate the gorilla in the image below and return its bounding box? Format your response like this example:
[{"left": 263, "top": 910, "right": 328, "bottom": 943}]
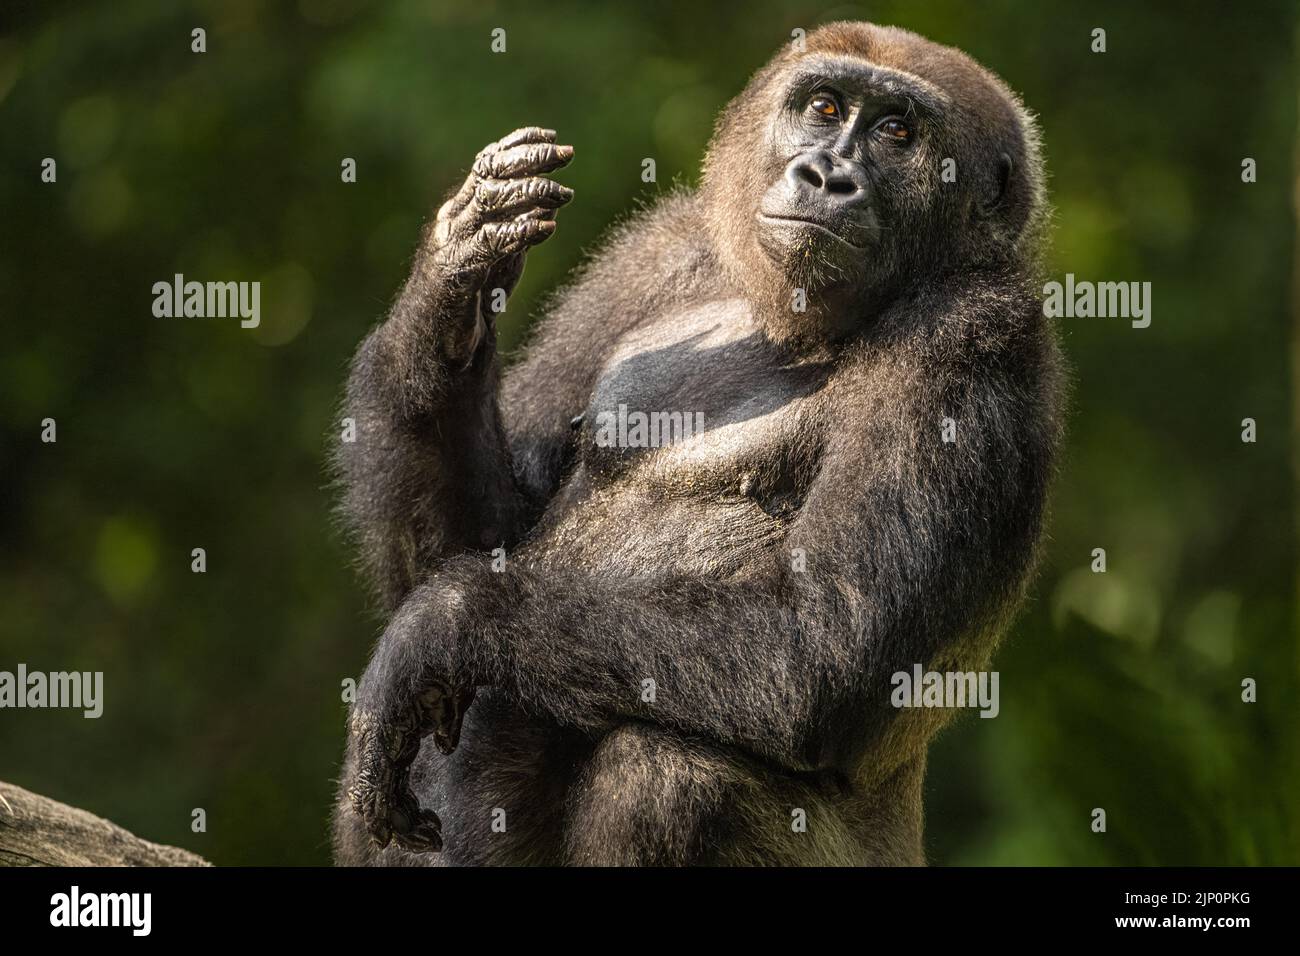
[{"left": 333, "top": 21, "right": 1063, "bottom": 866}]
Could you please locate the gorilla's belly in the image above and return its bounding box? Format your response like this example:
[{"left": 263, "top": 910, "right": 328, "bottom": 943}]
[{"left": 524, "top": 474, "right": 787, "bottom": 579}]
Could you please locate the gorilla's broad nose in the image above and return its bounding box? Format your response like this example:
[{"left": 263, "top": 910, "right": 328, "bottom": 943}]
[{"left": 785, "top": 150, "right": 869, "bottom": 207}]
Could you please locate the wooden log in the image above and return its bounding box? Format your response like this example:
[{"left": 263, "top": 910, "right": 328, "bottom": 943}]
[{"left": 0, "top": 781, "right": 210, "bottom": 867}]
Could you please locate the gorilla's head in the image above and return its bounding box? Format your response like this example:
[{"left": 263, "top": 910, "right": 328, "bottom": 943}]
[{"left": 701, "top": 22, "right": 1045, "bottom": 326}]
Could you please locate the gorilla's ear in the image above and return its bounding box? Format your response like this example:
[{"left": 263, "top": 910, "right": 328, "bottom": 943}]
[{"left": 978, "top": 152, "right": 1014, "bottom": 218}]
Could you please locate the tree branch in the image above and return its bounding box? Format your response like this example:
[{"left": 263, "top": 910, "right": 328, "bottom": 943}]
[{"left": 0, "top": 781, "right": 210, "bottom": 867}]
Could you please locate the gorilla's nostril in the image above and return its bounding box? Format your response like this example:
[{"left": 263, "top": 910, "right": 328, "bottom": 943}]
[
  {"left": 795, "top": 165, "right": 825, "bottom": 189},
  {"left": 826, "top": 178, "right": 858, "bottom": 196}
]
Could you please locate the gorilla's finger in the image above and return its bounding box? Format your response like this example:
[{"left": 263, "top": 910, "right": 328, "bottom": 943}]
[
  {"left": 476, "top": 177, "right": 574, "bottom": 217},
  {"left": 431, "top": 686, "right": 477, "bottom": 755},
  {"left": 394, "top": 812, "right": 443, "bottom": 853},
  {"left": 350, "top": 779, "right": 393, "bottom": 848},
  {"left": 514, "top": 208, "right": 558, "bottom": 226},
  {"left": 471, "top": 219, "right": 557, "bottom": 263},
  {"left": 389, "top": 800, "right": 442, "bottom": 853},
  {"left": 475, "top": 142, "right": 574, "bottom": 179},
  {"left": 431, "top": 727, "right": 456, "bottom": 755},
  {"left": 492, "top": 126, "right": 557, "bottom": 151}
]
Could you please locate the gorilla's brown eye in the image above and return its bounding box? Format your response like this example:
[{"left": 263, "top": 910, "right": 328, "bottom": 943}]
[
  {"left": 877, "top": 118, "right": 912, "bottom": 142},
  {"left": 809, "top": 95, "right": 840, "bottom": 118}
]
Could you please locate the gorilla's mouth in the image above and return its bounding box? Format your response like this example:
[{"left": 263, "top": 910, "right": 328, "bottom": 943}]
[{"left": 757, "top": 213, "right": 869, "bottom": 250}]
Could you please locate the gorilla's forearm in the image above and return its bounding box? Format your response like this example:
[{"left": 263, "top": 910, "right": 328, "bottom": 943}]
[
  {"left": 360, "top": 256, "right": 491, "bottom": 421},
  {"left": 363, "top": 486, "right": 1022, "bottom": 781},
  {"left": 337, "top": 325, "right": 526, "bottom": 609},
  {"left": 441, "top": 562, "right": 853, "bottom": 772}
]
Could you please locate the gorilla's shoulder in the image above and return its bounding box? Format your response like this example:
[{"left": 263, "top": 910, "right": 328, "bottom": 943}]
[
  {"left": 865, "top": 267, "right": 1059, "bottom": 376},
  {"left": 591, "top": 188, "right": 711, "bottom": 267},
  {"left": 556, "top": 188, "right": 719, "bottom": 305}
]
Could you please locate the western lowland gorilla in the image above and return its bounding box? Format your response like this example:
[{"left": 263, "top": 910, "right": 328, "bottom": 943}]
[{"left": 333, "top": 21, "right": 1063, "bottom": 866}]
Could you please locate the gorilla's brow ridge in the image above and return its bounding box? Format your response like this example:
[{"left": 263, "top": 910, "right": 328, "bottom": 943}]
[{"left": 786, "top": 57, "right": 949, "bottom": 117}]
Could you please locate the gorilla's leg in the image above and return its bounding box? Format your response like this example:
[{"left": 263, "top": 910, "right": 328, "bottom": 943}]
[
  {"left": 563, "top": 723, "right": 744, "bottom": 866},
  {"left": 564, "top": 724, "right": 924, "bottom": 866}
]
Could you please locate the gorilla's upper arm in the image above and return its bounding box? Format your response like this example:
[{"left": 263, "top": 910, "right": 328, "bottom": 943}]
[{"left": 788, "top": 301, "right": 1060, "bottom": 770}]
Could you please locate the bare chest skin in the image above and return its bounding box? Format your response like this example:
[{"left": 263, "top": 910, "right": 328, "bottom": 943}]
[{"left": 525, "top": 300, "right": 833, "bottom": 577}]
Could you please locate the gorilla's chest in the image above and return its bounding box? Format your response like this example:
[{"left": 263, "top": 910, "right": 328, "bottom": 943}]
[{"left": 578, "top": 299, "right": 827, "bottom": 499}]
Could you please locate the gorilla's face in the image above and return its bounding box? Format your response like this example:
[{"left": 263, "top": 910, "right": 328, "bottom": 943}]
[
  {"left": 701, "top": 27, "right": 1037, "bottom": 332},
  {"left": 754, "top": 55, "right": 949, "bottom": 294}
]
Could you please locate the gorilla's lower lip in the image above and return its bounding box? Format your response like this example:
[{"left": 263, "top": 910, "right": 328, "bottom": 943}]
[{"left": 757, "top": 214, "right": 868, "bottom": 250}]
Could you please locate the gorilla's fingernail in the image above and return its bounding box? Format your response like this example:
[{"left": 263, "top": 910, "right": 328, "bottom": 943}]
[{"left": 557, "top": 145, "right": 575, "bottom": 161}]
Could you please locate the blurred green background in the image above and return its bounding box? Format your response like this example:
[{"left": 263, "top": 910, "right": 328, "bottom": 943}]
[{"left": 1, "top": 0, "right": 1296, "bottom": 865}]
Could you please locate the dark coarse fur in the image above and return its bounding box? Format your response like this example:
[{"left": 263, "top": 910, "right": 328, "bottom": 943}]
[{"left": 332, "top": 22, "right": 1064, "bottom": 866}]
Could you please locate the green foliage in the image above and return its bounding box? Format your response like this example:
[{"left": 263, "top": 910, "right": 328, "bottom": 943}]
[{"left": 0, "top": 0, "right": 1295, "bottom": 864}]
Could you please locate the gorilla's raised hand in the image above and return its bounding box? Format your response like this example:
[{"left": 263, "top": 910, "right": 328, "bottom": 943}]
[{"left": 424, "top": 127, "right": 574, "bottom": 368}]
